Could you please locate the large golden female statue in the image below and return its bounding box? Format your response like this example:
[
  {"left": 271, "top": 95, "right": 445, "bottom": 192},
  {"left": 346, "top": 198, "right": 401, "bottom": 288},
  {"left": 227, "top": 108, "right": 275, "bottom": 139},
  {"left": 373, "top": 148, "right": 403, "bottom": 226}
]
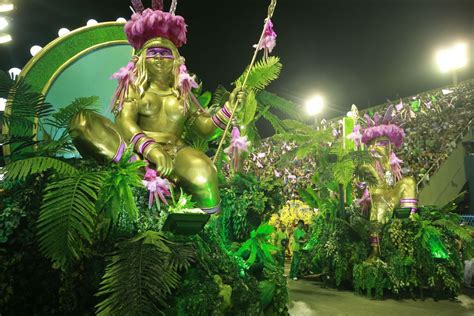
[{"left": 69, "top": 2, "right": 235, "bottom": 214}]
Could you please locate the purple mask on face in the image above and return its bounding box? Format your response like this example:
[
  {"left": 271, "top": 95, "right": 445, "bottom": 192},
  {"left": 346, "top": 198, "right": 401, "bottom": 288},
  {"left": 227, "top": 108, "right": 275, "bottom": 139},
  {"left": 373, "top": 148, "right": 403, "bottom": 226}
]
[{"left": 146, "top": 47, "right": 174, "bottom": 59}]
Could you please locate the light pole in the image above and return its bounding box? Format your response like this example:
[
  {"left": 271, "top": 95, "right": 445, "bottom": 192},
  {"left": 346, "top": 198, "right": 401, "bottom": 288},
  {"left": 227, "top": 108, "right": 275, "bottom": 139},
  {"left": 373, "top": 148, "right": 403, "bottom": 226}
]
[{"left": 436, "top": 42, "right": 468, "bottom": 86}]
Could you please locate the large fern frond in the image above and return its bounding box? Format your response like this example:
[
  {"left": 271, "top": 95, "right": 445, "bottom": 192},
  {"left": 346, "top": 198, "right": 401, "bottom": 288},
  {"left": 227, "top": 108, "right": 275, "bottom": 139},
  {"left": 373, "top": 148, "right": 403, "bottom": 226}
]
[
  {"left": 260, "top": 109, "right": 287, "bottom": 134},
  {"left": 37, "top": 172, "right": 104, "bottom": 270},
  {"left": 3, "top": 156, "right": 78, "bottom": 181},
  {"left": 256, "top": 90, "right": 301, "bottom": 120},
  {"left": 237, "top": 56, "right": 282, "bottom": 91},
  {"left": 96, "top": 231, "right": 193, "bottom": 315},
  {"left": 333, "top": 158, "right": 355, "bottom": 186}
]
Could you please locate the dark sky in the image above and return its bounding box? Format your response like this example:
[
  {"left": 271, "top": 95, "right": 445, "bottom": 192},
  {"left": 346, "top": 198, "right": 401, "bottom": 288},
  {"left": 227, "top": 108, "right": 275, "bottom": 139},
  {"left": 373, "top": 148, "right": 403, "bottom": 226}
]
[{"left": 0, "top": 0, "right": 473, "bottom": 119}]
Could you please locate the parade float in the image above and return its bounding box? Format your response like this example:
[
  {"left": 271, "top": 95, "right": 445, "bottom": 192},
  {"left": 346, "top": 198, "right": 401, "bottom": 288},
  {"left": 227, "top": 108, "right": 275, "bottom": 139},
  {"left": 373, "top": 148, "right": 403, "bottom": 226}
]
[
  {"left": 0, "top": 0, "right": 473, "bottom": 314},
  {"left": 0, "top": 0, "right": 291, "bottom": 314}
]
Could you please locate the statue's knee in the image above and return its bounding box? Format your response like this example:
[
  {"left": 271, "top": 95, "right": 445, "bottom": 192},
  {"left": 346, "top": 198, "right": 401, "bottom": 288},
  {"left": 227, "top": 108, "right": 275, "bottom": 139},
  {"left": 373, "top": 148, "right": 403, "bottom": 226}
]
[{"left": 69, "top": 110, "right": 96, "bottom": 136}]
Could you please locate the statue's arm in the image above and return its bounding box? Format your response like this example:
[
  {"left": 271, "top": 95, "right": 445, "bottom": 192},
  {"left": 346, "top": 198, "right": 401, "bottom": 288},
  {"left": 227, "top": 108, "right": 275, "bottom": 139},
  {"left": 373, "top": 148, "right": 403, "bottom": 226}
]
[
  {"left": 187, "top": 88, "right": 243, "bottom": 138},
  {"left": 116, "top": 98, "right": 142, "bottom": 144}
]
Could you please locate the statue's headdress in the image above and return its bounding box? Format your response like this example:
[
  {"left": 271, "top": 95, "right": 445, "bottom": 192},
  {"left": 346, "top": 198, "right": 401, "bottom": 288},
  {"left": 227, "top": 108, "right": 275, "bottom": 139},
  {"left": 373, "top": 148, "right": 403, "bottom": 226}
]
[
  {"left": 111, "top": 0, "right": 200, "bottom": 114},
  {"left": 361, "top": 105, "right": 405, "bottom": 148},
  {"left": 125, "top": 0, "right": 187, "bottom": 51},
  {"left": 360, "top": 105, "right": 406, "bottom": 181}
]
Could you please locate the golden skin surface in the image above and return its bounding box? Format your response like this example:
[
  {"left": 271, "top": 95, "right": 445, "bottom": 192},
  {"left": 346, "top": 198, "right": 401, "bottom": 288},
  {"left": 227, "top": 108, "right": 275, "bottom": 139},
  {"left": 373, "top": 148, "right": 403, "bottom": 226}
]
[{"left": 69, "top": 38, "right": 222, "bottom": 211}]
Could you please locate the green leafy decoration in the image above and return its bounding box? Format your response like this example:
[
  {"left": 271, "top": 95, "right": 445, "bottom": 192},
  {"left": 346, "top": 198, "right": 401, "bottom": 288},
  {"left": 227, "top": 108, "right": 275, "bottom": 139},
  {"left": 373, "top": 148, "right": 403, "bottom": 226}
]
[
  {"left": 210, "top": 85, "right": 230, "bottom": 110},
  {"left": 97, "top": 146, "right": 146, "bottom": 226},
  {"left": 256, "top": 90, "right": 302, "bottom": 120},
  {"left": 0, "top": 71, "right": 53, "bottom": 134},
  {"left": 237, "top": 56, "right": 282, "bottom": 92},
  {"left": 333, "top": 158, "right": 355, "bottom": 186},
  {"left": 37, "top": 172, "right": 104, "bottom": 270},
  {"left": 3, "top": 156, "right": 79, "bottom": 181},
  {"left": 242, "top": 90, "right": 257, "bottom": 125},
  {"left": 96, "top": 231, "right": 194, "bottom": 315},
  {"left": 235, "top": 224, "right": 279, "bottom": 267},
  {"left": 196, "top": 91, "right": 212, "bottom": 108}
]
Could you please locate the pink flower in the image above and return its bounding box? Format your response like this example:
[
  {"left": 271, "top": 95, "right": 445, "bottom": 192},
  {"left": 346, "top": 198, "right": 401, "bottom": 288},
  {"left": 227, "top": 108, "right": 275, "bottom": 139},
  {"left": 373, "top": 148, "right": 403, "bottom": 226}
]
[
  {"left": 225, "top": 127, "right": 250, "bottom": 171},
  {"left": 178, "top": 64, "right": 204, "bottom": 113},
  {"left": 110, "top": 62, "right": 136, "bottom": 112},
  {"left": 347, "top": 124, "right": 363, "bottom": 148},
  {"left": 142, "top": 167, "right": 171, "bottom": 209},
  {"left": 254, "top": 19, "right": 277, "bottom": 56},
  {"left": 357, "top": 188, "right": 371, "bottom": 214},
  {"left": 389, "top": 152, "right": 404, "bottom": 181}
]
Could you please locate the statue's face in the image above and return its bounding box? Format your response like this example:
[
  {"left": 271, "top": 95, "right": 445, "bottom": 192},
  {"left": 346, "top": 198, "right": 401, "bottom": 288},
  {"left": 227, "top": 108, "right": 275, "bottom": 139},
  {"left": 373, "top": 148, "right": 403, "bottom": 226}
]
[{"left": 145, "top": 47, "right": 175, "bottom": 83}]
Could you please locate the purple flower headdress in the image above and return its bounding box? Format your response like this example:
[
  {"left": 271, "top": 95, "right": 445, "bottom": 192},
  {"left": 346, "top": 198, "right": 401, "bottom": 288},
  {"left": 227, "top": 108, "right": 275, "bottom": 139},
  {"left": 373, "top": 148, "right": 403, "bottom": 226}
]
[
  {"left": 110, "top": 0, "right": 194, "bottom": 113},
  {"left": 361, "top": 105, "right": 405, "bottom": 148},
  {"left": 361, "top": 105, "right": 406, "bottom": 181}
]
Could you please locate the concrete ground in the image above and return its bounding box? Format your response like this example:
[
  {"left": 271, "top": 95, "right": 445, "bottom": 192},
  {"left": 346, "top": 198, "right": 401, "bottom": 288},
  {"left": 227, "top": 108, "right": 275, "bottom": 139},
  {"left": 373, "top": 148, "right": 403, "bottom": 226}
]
[{"left": 285, "top": 262, "right": 474, "bottom": 316}]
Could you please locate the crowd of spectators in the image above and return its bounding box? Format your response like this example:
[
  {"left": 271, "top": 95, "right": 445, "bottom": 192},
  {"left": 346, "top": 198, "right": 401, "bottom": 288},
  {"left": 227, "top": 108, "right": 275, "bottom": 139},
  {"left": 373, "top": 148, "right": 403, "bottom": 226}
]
[
  {"left": 246, "top": 79, "right": 474, "bottom": 196},
  {"left": 360, "top": 79, "right": 474, "bottom": 187}
]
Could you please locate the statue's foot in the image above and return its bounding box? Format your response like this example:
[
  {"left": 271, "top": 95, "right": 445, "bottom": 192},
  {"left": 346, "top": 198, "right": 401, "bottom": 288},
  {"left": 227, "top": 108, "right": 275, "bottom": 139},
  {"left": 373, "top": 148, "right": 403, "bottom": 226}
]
[{"left": 202, "top": 205, "right": 221, "bottom": 215}]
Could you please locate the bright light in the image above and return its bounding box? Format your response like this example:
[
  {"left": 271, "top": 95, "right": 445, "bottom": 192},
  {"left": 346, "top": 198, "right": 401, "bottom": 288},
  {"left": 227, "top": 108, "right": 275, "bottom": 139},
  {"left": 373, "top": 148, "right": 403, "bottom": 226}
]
[
  {"left": 305, "top": 95, "right": 324, "bottom": 116},
  {"left": 116, "top": 17, "right": 127, "bottom": 23},
  {"left": 30, "top": 45, "right": 42, "bottom": 56},
  {"left": 0, "top": 32, "right": 11, "bottom": 43},
  {"left": 436, "top": 42, "right": 468, "bottom": 73},
  {"left": 8, "top": 67, "right": 21, "bottom": 79},
  {"left": 0, "top": 3, "right": 14, "bottom": 13},
  {"left": 86, "top": 19, "right": 98, "bottom": 26},
  {"left": 58, "top": 28, "right": 70, "bottom": 37},
  {"left": 0, "top": 16, "right": 8, "bottom": 30},
  {"left": 0, "top": 97, "right": 6, "bottom": 111}
]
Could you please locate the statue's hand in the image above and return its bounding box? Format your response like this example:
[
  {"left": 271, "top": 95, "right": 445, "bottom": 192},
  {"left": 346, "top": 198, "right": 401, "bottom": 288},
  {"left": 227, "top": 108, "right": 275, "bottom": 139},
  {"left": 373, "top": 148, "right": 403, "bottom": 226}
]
[
  {"left": 228, "top": 87, "right": 247, "bottom": 111},
  {"left": 146, "top": 147, "right": 173, "bottom": 177}
]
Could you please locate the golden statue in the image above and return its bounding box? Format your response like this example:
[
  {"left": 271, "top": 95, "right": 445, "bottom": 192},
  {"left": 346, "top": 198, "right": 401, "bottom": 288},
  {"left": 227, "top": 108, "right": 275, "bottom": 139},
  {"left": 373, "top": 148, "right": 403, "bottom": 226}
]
[
  {"left": 364, "top": 143, "right": 417, "bottom": 224},
  {"left": 356, "top": 107, "right": 418, "bottom": 259},
  {"left": 69, "top": 4, "right": 238, "bottom": 214}
]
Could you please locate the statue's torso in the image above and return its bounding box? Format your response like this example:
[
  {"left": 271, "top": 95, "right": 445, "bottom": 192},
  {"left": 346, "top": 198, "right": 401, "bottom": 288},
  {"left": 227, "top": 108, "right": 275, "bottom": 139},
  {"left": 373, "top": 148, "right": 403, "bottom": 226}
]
[{"left": 136, "top": 89, "right": 187, "bottom": 143}]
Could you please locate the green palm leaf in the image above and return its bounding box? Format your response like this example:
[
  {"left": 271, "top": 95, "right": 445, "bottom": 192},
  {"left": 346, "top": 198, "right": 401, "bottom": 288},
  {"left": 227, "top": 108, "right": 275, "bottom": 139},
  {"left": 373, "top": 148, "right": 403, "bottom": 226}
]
[
  {"left": 3, "top": 156, "right": 79, "bottom": 181},
  {"left": 96, "top": 231, "right": 193, "bottom": 315},
  {"left": 256, "top": 90, "right": 301, "bottom": 120},
  {"left": 237, "top": 56, "right": 282, "bottom": 91},
  {"left": 37, "top": 172, "right": 104, "bottom": 270}
]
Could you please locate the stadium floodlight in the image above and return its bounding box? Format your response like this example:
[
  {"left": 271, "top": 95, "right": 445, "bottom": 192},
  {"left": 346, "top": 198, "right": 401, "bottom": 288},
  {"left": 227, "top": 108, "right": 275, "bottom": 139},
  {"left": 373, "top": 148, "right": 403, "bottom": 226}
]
[
  {"left": 436, "top": 42, "right": 468, "bottom": 85},
  {"left": 305, "top": 95, "right": 325, "bottom": 116},
  {"left": 0, "top": 16, "right": 8, "bottom": 31},
  {"left": 0, "top": 1, "right": 14, "bottom": 13},
  {"left": 0, "top": 32, "right": 11, "bottom": 43}
]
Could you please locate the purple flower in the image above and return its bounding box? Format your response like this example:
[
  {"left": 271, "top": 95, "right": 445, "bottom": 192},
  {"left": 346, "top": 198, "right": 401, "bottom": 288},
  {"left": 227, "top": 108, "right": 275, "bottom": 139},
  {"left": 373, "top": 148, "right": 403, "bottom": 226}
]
[
  {"left": 142, "top": 167, "right": 171, "bottom": 209},
  {"left": 347, "top": 124, "right": 363, "bottom": 148},
  {"left": 110, "top": 62, "right": 136, "bottom": 111},
  {"left": 225, "top": 127, "right": 250, "bottom": 171},
  {"left": 395, "top": 100, "right": 404, "bottom": 112},
  {"left": 389, "top": 152, "right": 403, "bottom": 181},
  {"left": 254, "top": 19, "right": 277, "bottom": 55}
]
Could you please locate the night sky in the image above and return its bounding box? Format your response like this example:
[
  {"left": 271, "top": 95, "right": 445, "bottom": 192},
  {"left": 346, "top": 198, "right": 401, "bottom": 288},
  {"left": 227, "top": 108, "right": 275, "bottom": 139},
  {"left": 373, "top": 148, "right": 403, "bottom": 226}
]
[{"left": 0, "top": 0, "right": 473, "bottom": 119}]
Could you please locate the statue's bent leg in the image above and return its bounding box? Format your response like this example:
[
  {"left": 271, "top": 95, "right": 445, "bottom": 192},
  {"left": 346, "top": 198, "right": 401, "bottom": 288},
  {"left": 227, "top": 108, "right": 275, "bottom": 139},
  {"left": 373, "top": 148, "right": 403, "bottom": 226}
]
[
  {"left": 69, "top": 110, "right": 124, "bottom": 162},
  {"left": 395, "top": 176, "right": 418, "bottom": 211},
  {"left": 172, "top": 147, "right": 220, "bottom": 214}
]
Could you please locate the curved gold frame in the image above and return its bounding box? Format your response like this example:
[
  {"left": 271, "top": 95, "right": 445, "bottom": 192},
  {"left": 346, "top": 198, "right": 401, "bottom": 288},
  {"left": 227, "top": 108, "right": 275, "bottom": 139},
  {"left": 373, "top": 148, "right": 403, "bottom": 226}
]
[{"left": 2, "top": 22, "right": 131, "bottom": 157}]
